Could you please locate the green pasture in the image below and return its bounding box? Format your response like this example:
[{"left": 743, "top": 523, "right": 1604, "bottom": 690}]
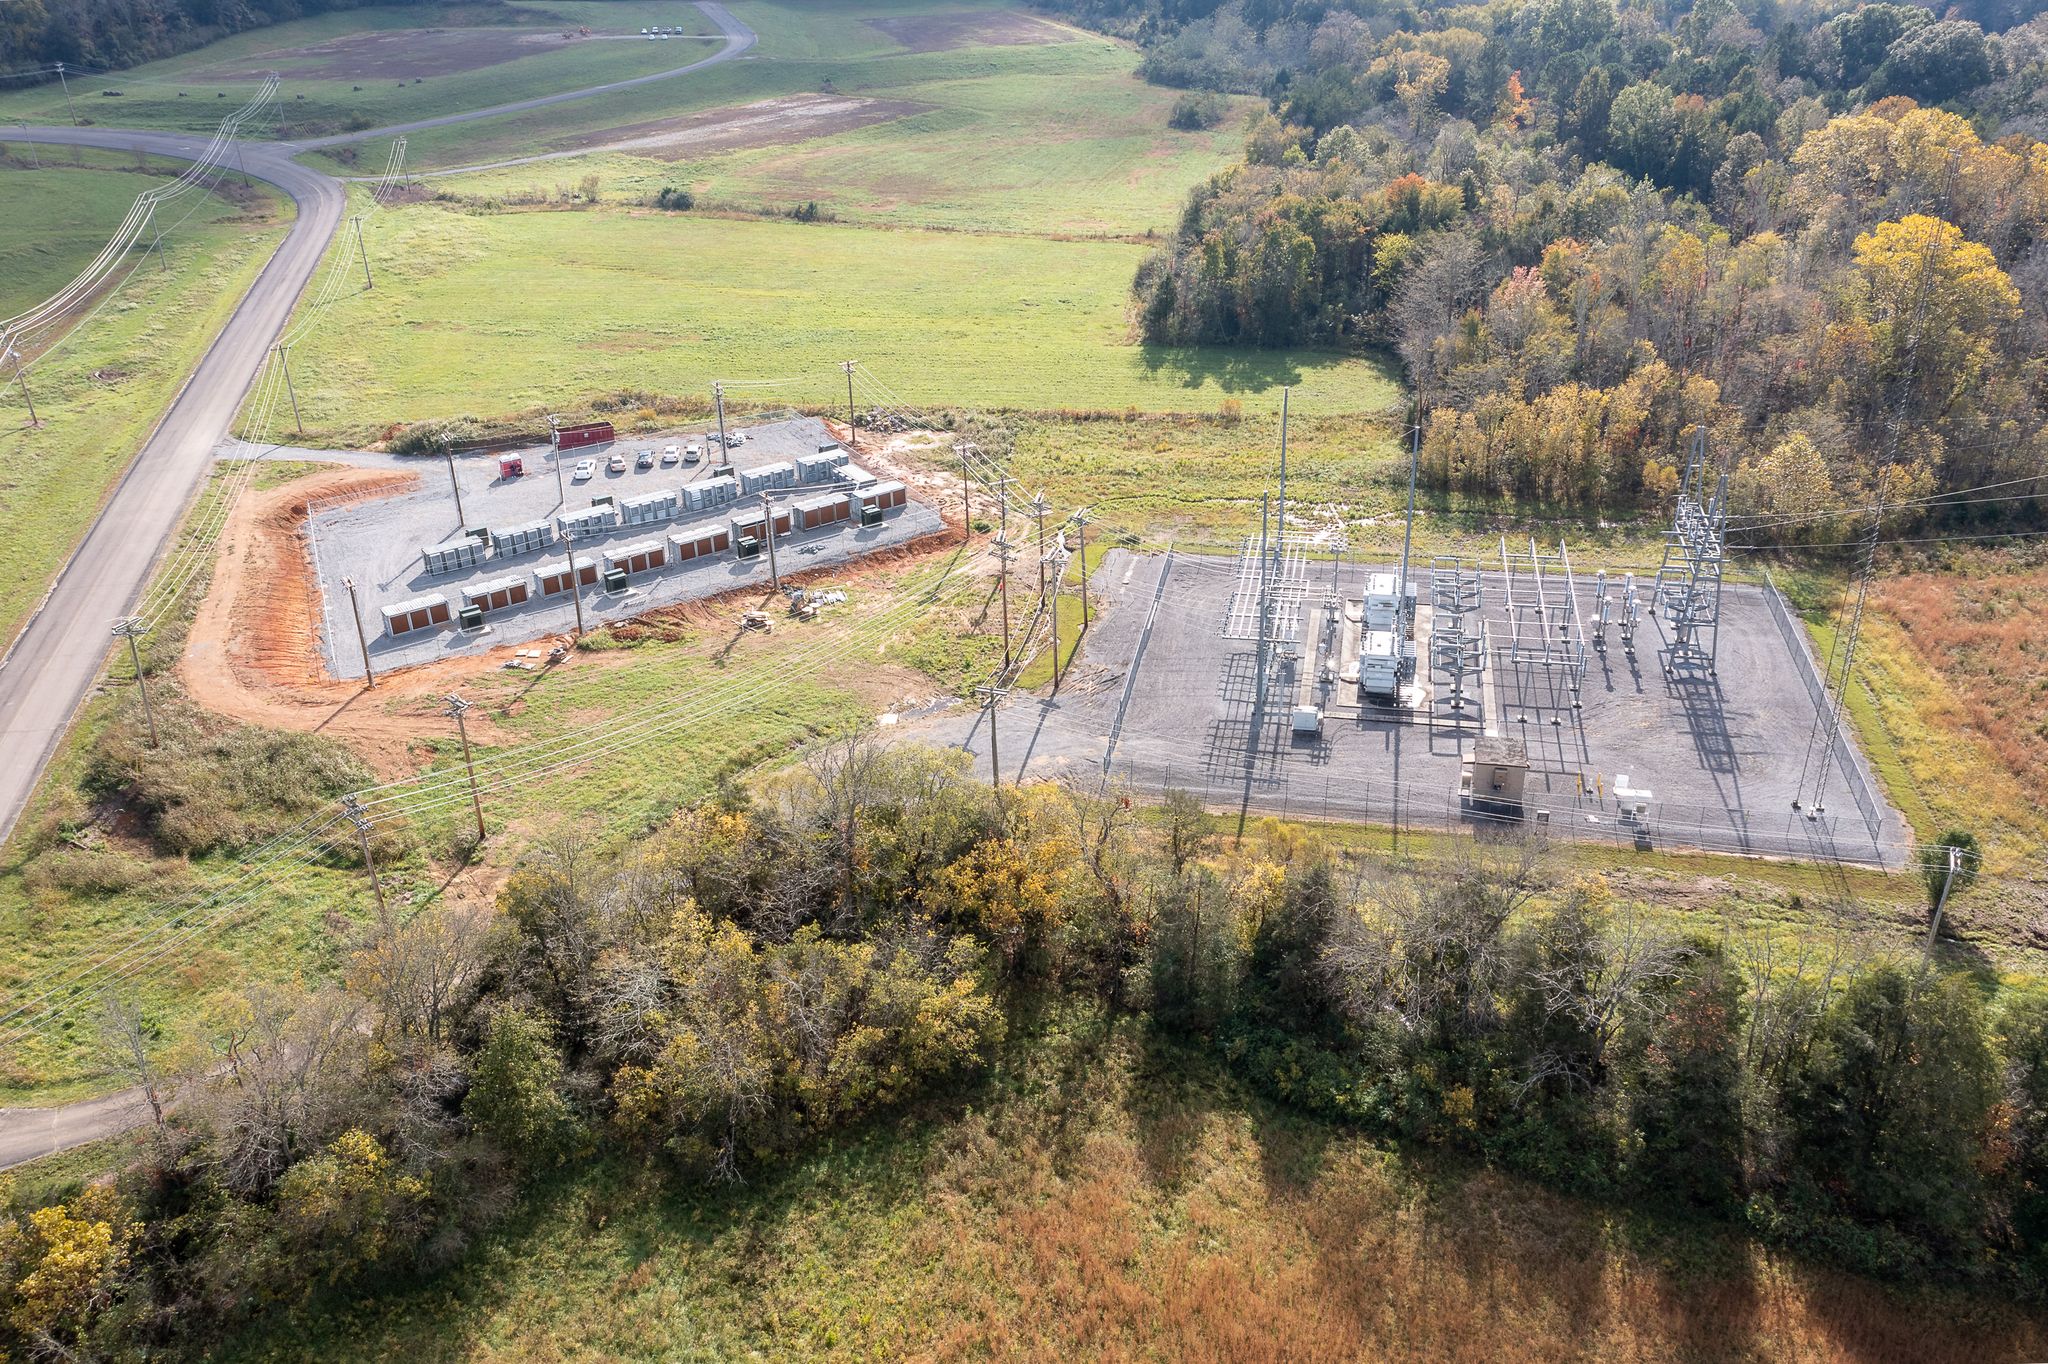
[
  {"left": 0, "top": 0, "right": 719, "bottom": 140},
  {"left": 0, "top": 158, "right": 288, "bottom": 652},
  {"left": 426, "top": 49, "right": 1255, "bottom": 237},
  {"left": 301, "top": 0, "right": 1172, "bottom": 180},
  {"left": 252, "top": 203, "right": 1395, "bottom": 444}
]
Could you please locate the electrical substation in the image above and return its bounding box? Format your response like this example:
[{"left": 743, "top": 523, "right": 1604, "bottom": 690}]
[{"left": 933, "top": 409, "right": 1907, "bottom": 869}]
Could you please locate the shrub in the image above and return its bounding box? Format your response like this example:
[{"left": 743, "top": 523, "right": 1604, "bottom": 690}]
[{"left": 1168, "top": 91, "right": 1228, "bottom": 130}]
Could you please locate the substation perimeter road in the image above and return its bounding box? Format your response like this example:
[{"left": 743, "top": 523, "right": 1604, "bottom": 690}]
[{"left": 0, "top": 1, "right": 757, "bottom": 855}]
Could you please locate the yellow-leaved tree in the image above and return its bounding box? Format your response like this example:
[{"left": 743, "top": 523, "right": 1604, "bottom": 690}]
[{"left": 1851, "top": 215, "right": 2020, "bottom": 418}]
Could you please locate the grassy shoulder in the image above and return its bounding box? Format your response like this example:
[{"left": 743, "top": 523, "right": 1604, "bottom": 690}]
[
  {"left": 0, "top": 158, "right": 289, "bottom": 652},
  {"left": 213, "top": 1007, "right": 2047, "bottom": 1363}
]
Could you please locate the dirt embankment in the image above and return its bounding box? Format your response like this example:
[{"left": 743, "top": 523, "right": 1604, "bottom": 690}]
[
  {"left": 179, "top": 458, "right": 983, "bottom": 777},
  {"left": 179, "top": 467, "right": 551, "bottom": 776}
]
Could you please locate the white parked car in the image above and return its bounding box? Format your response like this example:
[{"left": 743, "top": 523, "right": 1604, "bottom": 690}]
[
  {"left": 684, "top": 442, "right": 703, "bottom": 464},
  {"left": 661, "top": 444, "right": 680, "bottom": 465},
  {"left": 607, "top": 451, "right": 628, "bottom": 473},
  {"left": 572, "top": 458, "right": 596, "bottom": 481}
]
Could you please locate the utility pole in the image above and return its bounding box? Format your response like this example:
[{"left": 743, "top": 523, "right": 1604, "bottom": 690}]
[
  {"left": 442, "top": 434, "right": 466, "bottom": 528},
  {"left": 546, "top": 414, "right": 566, "bottom": 507},
  {"left": 1398, "top": 398, "right": 1421, "bottom": 636},
  {"left": 17, "top": 126, "right": 39, "bottom": 169},
  {"left": 974, "top": 684, "right": 1008, "bottom": 788},
  {"left": 351, "top": 215, "right": 373, "bottom": 289},
  {"left": 712, "top": 380, "right": 728, "bottom": 457},
  {"left": 762, "top": 491, "right": 781, "bottom": 590},
  {"left": 561, "top": 525, "right": 586, "bottom": 638},
  {"left": 342, "top": 576, "right": 375, "bottom": 686},
  {"left": 55, "top": 62, "right": 78, "bottom": 126},
  {"left": 110, "top": 618, "right": 157, "bottom": 748},
  {"left": 276, "top": 343, "right": 303, "bottom": 435},
  {"left": 994, "top": 535, "right": 1015, "bottom": 671},
  {"left": 442, "top": 694, "right": 486, "bottom": 845},
  {"left": 1050, "top": 546, "right": 1065, "bottom": 693},
  {"left": 234, "top": 139, "right": 249, "bottom": 188},
  {"left": 343, "top": 794, "right": 387, "bottom": 925},
  {"left": 955, "top": 442, "right": 973, "bottom": 542},
  {"left": 3, "top": 338, "right": 39, "bottom": 427},
  {"left": 1031, "top": 491, "right": 1049, "bottom": 603},
  {"left": 1075, "top": 511, "right": 1091, "bottom": 628},
  {"left": 842, "top": 360, "right": 858, "bottom": 449},
  {"left": 1924, "top": 844, "right": 1964, "bottom": 964}
]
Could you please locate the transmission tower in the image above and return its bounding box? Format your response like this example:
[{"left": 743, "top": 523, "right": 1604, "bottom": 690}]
[{"left": 1652, "top": 427, "right": 1728, "bottom": 677}]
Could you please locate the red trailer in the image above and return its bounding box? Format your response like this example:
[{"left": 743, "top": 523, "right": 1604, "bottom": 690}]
[
  {"left": 553, "top": 421, "right": 615, "bottom": 451},
  {"left": 498, "top": 453, "right": 525, "bottom": 479}
]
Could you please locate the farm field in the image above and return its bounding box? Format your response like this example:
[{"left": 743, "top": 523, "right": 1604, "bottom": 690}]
[
  {"left": 210, "top": 1011, "right": 2048, "bottom": 1363},
  {"left": 251, "top": 204, "right": 1398, "bottom": 444},
  {"left": 385, "top": 11, "right": 1253, "bottom": 236},
  {"left": 0, "top": 0, "right": 720, "bottom": 140},
  {"left": 0, "top": 157, "right": 288, "bottom": 652}
]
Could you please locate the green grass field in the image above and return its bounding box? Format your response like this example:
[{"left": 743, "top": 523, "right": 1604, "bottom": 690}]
[
  {"left": 0, "top": 157, "right": 288, "bottom": 652},
  {"left": 0, "top": 1, "right": 719, "bottom": 140},
  {"left": 297, "top": 0, "right": 1228, "bottom": 188},
  {"left": 252, "top": 203, "right": 1397, "bottom": 444}
]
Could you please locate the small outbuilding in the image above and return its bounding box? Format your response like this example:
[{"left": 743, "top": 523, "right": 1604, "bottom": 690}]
[
  {"left": 533, "top": 554, "right": 599, "bottom": 596},
  {"left": 382, "top": 593, "right": 452, "bottom": 637}
]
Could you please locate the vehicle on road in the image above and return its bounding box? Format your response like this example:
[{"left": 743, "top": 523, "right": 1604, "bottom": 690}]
[
  {"left": 661, "top": 445, "right": 680, "bottom": 465},
  {"left": 608, "top": 452, "right": 628, "bottom": 473},
  {"left": 572, "top": 458, "right": 596, "bottom": 481},
  {"left": 637, "top": 449, "right": 656, "bottom": 469}
]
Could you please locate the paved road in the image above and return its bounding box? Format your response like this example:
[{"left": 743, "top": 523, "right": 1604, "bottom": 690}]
[
  {"left": 293, "top": 1, "right": 755, "bottom": 152},
  {"left": 0, "top": 132, "right": 343, "bottom": 849},
  {"left": 0, "top": 0, "right": 757, "bottom": 853},
  {"left": 0, "top": 1088, "right": 149, "bottom": 1170}
]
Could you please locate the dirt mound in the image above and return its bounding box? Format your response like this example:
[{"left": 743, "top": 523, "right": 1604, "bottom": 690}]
[{"left": 867, "top": 10, "right": 1070, "bottom": 52}]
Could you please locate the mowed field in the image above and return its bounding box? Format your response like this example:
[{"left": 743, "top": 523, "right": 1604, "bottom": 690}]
[
  {"left": 257, "top": 204, "right": 1396, "bottom": 443},
  {"left": 0, "top": 0, "right": 719, "bottom": 138},
  {"left": 362, "top": 2, "right": 1256, "bottom": 238},
  {"left": 0, "top": 155, "right": 289, "bottom": 651}
]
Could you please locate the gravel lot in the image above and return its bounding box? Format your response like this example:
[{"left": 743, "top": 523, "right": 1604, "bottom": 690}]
[
  {"left": 916, "top": 549, "right": 1909, "bottom": 868},
  {"left": 306, "top": 416, "right": 943, "bottom": 676}
]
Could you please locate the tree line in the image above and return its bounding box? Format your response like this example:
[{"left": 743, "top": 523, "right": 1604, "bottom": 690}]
[
  {"left": 1084, "top": 0, "right": 2048, "bottom": 533},
  {"left": 3, "top": 737, "right": 2043, "bottom": 1359}
]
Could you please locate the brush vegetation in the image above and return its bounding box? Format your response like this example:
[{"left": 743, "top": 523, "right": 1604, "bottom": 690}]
[{"left": 9, "top": 754, "right": 2048, "bottom": 1360}]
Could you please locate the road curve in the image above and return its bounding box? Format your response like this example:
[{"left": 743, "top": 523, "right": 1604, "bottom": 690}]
[
  {"left": 292, "top": 0, "right": 755, "bottom": 152},
  {"left": 0, "top": 0, "right": 758, "bottom": 852}
]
